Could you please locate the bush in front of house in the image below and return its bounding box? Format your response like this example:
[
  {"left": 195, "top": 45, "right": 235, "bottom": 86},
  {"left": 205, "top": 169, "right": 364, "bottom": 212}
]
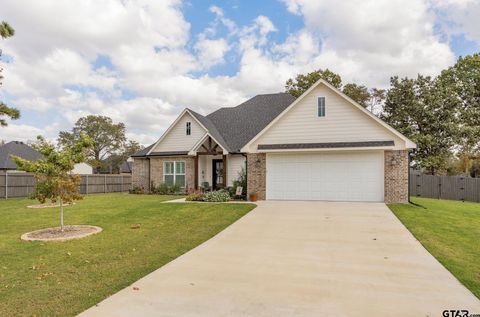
[
  {"left": 229, "top": 166, "right": 247, "bottom": 199},
  {"left": 153, "top": 182, "right": 182, "bottom": 195},
  {"left": 186, "top": 192, "right": 204, "bottom": 201},
  {"left": 129, "top": 186, "right": 144, "bottom": 194},
  {"left": 203, "top": 190, "right": 231, "bottom": 202}
]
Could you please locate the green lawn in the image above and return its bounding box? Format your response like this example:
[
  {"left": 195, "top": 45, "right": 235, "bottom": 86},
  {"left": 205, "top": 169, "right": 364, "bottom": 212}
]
[
  {"left": 0, "top": 193, "right": 255, "bottom": 316},
  {"left": 389, "top": 197, "right": 480, "bottom": 299}
]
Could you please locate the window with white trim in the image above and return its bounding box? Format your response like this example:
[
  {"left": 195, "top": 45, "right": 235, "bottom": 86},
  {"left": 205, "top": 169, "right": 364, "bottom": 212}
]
[
  {"left": 186, "top": 122, "right": 191, "bottom": 135},
  {"left": 164, "top": 161, "right": 186, "bottom": 187},
  {"left": 318, "top": 97, "right": 326, "bottom": 117}
]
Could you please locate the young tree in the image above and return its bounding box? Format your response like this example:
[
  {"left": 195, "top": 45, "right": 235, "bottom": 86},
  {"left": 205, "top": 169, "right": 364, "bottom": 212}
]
[
  {"left": 285, "top": 68, "right": 342, "bottom": 97},
  {"left": 0, "top": 21, "right": 20, "bottom": 127},
  {"left": 58, "top": 115, "right": 126, "bottom": 173},
  {"left": 381, "top": 75, "right": 457, "bottom": 174},
  {"left": 11, "top": 135, "right": 93, "bottom": 231}
]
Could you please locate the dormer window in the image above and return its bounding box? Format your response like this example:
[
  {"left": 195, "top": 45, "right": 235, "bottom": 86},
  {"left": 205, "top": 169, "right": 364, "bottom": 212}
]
[
  {"left": 186, "top": 122, "right": 191, "bottom": 135},
  {"left": 318, "top": 97, "right": 326, "bottom": 117}
]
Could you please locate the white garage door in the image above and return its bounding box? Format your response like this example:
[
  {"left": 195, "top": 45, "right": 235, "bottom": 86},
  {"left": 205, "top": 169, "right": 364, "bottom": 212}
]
[{"left": 266, "top": 151, "right": 384, "bottom": 202}]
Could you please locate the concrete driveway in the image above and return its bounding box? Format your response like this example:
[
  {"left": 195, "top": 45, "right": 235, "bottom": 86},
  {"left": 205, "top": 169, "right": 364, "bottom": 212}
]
[{"left": 80, "top": 201, "right": 480, "bottom": 317}]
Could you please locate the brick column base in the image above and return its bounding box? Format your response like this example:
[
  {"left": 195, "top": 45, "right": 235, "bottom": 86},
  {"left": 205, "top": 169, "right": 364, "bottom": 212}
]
[
  {"left": 247, "top": 153, "right": 266, "bottom": 200},
  {"left": 384, "top": 150, "right": 409, "bottom": 203}
]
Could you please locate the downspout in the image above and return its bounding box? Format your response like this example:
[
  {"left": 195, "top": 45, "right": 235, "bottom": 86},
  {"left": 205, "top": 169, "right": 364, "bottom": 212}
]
[
  {"left": 147, "top": 157, "right": 151, "bottom": 193},
  {"left": 408, "top": 150, "right": 412, "bottom": 204},
  {"left": 241, "top": 153, "right": 248, "bottom": 195}
]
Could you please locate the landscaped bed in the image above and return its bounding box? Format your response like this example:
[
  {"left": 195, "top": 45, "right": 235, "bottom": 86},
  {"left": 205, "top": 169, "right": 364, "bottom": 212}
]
[
  {"left": 0, "top": 193, "right": 255, "bottom": 316},
  {"left": 389, "top": 197, "right": 480, "bottom": 299}
]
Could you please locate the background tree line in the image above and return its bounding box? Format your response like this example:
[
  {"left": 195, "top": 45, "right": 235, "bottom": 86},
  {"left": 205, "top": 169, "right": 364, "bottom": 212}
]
[
  {"left": 58, "top": 115, "right": 143, "bottom": 174},
  {"left": 285, "top": 53, "right": 480, "bottom": 176}
]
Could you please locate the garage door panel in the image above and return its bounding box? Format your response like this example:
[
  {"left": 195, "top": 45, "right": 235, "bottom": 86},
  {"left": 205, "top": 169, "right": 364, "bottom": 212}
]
[{"left": 266, "top": 151, "right": 384, "bottom": 202}]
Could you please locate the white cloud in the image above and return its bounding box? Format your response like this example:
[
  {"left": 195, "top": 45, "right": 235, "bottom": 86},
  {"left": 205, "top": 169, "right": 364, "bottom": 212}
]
[
  {"left": 0, "top": 0, "right": 467, "bottom": 146},
  {"left": 280, "top": 0, "right": 455, "bottom": 87},
  {"left": 431, "top": 0, "right": 480, "bottom": 44},
  {"left": 0, "top": 124, "right": 47, "bottom": 143},
  {"left": 195, "top": 37, "right": 229, "bottom": 69}
]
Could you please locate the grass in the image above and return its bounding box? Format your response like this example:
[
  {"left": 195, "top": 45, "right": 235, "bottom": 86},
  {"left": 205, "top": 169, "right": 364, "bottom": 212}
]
[
  {"left": 0, "top": 193, "right": 255, "bottom": 316},
  {"left": 389, "top": 197, "right": 480, "bottom": 299}
]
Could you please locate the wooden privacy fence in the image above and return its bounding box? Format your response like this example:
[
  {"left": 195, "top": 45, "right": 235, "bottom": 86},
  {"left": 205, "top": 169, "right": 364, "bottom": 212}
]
[
  {"left": 410, "top": 172, "right": 480, "bottom": 202},
  {"left": 0, "top": 173, "right": 132, "bottom": 199}
]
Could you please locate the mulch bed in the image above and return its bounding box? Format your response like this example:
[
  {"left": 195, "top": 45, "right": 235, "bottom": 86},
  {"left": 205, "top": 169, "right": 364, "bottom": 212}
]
[
  {"left": 27, "top": 203, "right": 74, "bottom": 209},
  {"left": 21, "top": 225, "right": 102, "bottom": 241}
]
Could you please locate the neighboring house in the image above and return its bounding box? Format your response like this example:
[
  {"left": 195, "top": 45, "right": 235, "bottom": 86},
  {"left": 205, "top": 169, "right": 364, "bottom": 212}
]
[
  {"left": 100, "top": 155, "right": 132, "bottom": 174},
  {"left": 132, "top": 79, "right": 416, "bottom": 203},
  {"left": 0, "top": 141, "right": 42, "bottom": 171},
  {"left": 0, "top": 141, "right": 93, "bottom": 175}
]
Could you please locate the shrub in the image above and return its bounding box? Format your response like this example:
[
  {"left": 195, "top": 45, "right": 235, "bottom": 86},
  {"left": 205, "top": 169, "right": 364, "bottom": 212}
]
[
  {"left": 204, "top": 190, "right": 231, "bottom": 202},
  {"left": 129, "top": 186, "right": 144, "bottom": 194},
  {"left": 186, "top": 192, "right": 204, "bottom": 201},
  {"left": 230, "top": 166, "right": 247, "bottom": 198},
  {"left": 153, "top": 182, "right": 183, "bottom": 195}
]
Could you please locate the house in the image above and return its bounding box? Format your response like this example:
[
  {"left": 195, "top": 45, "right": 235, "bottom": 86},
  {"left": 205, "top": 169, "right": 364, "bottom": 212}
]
[
  {"left": 100, "top": 155, "right": 133, "bottom": 174},
  {"left": 0, "top": 141, "right": 94, "bottom": 175},
  {"left": 0, "top": 141, "right": 42, "bottom": 171},
  {"left": 131, "top": 79, "right": 416, "bottom": 203},
  {"left": 72, "top": 162, "right": 93, "bottom": 174}
]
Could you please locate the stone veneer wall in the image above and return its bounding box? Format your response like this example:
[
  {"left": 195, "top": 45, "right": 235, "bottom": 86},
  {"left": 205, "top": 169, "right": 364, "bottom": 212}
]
[
  {"left": 247, "top": 153, "right": 266, "bottom": 200},
  {"left": 384, "top": 150, "right": 409, "bottom": 203},
  {"left": 132, "top": 158, "right": 150, "bottom": 191},
  {"left": 149, "top": 156, "right": 196, "bottom": 192}
]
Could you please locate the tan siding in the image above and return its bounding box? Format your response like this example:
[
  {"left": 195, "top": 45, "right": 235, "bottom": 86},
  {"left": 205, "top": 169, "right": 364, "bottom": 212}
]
[
  {"left": 251, "top": 85, "right": 406, "bottom": 151},
  {"left": 227, "top": 155, "right": 246, "bottom": 186},
  {"left": 153, "top": 113, "right": 206, "bottom": 152}
]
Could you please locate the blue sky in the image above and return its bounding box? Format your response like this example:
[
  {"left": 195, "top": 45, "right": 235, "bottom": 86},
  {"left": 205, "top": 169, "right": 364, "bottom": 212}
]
[{"left": 1, "top": 0, "right": 479, "bottom": 145}]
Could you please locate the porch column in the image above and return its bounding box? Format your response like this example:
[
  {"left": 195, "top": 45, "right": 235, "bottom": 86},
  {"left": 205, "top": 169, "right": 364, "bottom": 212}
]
[
  {"left": 222, "top": 154, "right": 227, "bottom": 188},
  {"left": 194, "top": 155, "right": 199, "bottom": 189}
]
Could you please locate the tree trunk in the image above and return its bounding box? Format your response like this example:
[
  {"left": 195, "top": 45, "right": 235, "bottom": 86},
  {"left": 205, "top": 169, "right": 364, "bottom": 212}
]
[{"left": 60, "top": 198, "right": 64, "bottom": 232}]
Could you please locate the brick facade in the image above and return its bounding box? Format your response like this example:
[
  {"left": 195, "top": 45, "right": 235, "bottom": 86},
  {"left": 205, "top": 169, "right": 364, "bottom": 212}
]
[
  {"left": 384, "top": 150, "right": 409, "bottom": 203},
  {"left": 132, "top": 156, "right": 196, "bottom": 193},
  {"left": 149, "top": 156, "right": 196, "bottom": 192},
  {"left": 132, "top": 158, "right": 150, "bottom": 191},
  {"left": 247, "top": 153, "right": 266, "bottom": 200}
]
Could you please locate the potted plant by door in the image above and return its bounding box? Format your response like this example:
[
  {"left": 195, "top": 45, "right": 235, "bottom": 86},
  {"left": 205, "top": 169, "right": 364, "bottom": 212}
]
[{"left": 249, "top": 191, "right": 258, "bottom": 202}]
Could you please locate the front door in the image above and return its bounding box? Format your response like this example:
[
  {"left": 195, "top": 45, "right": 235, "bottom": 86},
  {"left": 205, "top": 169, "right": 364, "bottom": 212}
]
[{"left": 212, "top": 159, "right": 224, "bottom": 189}]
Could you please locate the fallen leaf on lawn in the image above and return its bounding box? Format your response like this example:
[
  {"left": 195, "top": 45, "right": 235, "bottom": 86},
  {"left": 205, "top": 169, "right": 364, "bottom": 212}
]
[
  {"left": 67, "top": 252, "right": 71, "bottom": 256},
  {"left": 36, "top": 272, "right": 54, "bottom": 280},
  {"left": 85, "top": 260, "right": 90, "bottom": 263},
  {"left": 131, "top": 224, "right": 141, "bottom": 229}
]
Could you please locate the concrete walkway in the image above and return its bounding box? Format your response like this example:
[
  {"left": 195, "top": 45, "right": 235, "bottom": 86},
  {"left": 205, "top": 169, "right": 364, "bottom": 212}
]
[{"left": 80, "top": 201, "right": 480, "bottom": 317}]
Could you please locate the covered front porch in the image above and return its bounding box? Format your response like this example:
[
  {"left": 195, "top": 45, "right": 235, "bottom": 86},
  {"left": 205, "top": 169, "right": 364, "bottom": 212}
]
[{"left": 192, "top": 135, "right": 228, "bottom": 191}]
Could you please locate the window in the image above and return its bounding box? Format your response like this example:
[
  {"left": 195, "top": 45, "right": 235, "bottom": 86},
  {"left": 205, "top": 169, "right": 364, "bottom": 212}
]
[
  {"left": 164, "top": 161, "right": 186, "bottom": 187},
  {"left": 318, "top": 97, "right": 326, "bottom": 117},
  {"left": 186, "top": 122, "right": 191, "bottom": 135}
]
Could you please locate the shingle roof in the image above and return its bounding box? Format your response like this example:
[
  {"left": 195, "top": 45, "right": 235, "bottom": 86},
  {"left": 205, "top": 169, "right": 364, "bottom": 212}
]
[
  {"left": 207, "top": 93, "right": 296, "bottom": 152},
  {"left": 132, "top": 92, "right": 296, "bottom": 157},
  {"left": 187, "top": 108, "right": 231, "bottom": 152},
  {"left": 0, "top": 141, "right": 42, "bottom": 170},
  {"left": 131, "top": 143, "right": 154, "bottom": 157}
]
